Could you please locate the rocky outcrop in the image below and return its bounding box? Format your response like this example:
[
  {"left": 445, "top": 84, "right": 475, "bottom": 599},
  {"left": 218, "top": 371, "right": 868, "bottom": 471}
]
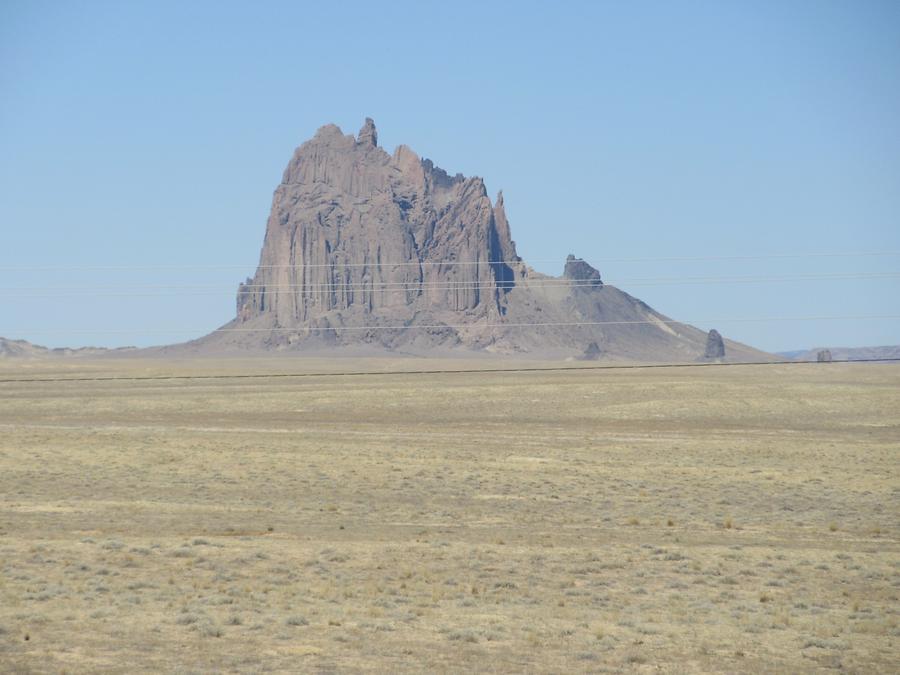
[
  {"left": 194, "top": 119, "right": 773, "bottom": 362},
  {"left": 704, "top": 329, "right": 725, "bottom": 359},
  {"left": 357, "top": 117, "right": 377, "bottom": 148},
  {"left": 234, "top": 119, "right": 520, "bottom": 344},
  {"left": 564, "top": 255, "right": 602, "bottom": 287},
  {"left": 816, "top": 349, "right": 833, "bottom": 363},
  {"left": 579, "top": 342, "right": 602, "bottom": 361}
]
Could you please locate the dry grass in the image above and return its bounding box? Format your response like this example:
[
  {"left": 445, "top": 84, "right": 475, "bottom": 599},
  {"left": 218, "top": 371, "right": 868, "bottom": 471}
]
[{"left": 0, "top": 357, "right": 898, "bottom": 673}]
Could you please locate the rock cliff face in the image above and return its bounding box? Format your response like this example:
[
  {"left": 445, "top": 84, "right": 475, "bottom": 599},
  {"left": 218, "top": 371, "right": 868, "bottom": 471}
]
[
  {"left": 195, "top": 119, "right": 771, "bottom": 362},
  {"left": 234, "top": 118, "right": 520, "bottom": 339}
]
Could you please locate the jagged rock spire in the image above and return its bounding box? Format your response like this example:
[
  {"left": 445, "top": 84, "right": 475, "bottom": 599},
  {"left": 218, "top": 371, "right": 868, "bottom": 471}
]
[
  {"left": 492, "top": 190, "right": 518, "bottom": 263},
  {"left": 563, "top": 254, "right": 603, "bottom": 287},
  {"left": 357, "top": 117, "right": 377, "bottom": 148},
  {"left": 236, "top": 118, "right": 516, "bottom": 330},
  {"left": 705, "top": 329, "right": 725, "bottom": 359}
]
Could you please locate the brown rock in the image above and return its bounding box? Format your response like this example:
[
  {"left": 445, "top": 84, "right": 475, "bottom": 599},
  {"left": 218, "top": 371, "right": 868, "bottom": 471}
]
[
  {"left": 563, "top": 255, "right": 602, "bottom": 288},
  {"left": 704, "top": 329, "right": 725, "bottom": 359},
  {"left": 234, "top": 119, "right": 517, "bottom": 347},
  {"left": 579, "top": 342, "right": 602, "bottom": 360},
  {"left": 192, "top": 119, "right": 774, "bottom": 362},
  {"left": 357, "top": 117, "right": 377, "bottom": 148}
]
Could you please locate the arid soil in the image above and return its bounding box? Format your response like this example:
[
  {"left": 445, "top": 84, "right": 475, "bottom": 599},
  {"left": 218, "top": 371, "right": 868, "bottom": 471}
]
[{"left": 0, "top": 358, "right": 897, "bottom": 673}]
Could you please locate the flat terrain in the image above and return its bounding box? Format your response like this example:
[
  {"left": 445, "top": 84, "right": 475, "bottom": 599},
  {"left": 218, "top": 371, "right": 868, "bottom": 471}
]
[{"left": 0, "top": 357, "right": 897, "bottom": 673}]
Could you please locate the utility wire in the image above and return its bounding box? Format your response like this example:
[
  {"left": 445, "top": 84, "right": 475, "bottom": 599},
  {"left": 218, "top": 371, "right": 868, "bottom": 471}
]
[
  {"left": 2, "top": 272, "right": 898, "bottom": 298},
  {"left": 1, "top": 250, "right": 899, "bottom": 273},
  {"left": 0, "top": 357, "right": 897, "bottom": 385},
  {"left": 5, "top": 314, "right": 899, "bottom": 336}
]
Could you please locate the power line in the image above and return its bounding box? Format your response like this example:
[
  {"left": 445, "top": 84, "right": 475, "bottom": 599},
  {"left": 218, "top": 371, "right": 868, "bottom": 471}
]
[
  {"left": 5, "top": 314, "right": 899, "bottom": 335},
  {"left": 2, "top": 272, "right": 898, "bottom": 298},
  {"left": 234, "top": 271, "right": 900, "bottom": 289},
  {"left": 0, "top": 280, "right": 612, "bottom": 294},
  {"left": 1, "top": 250, "right": 899, "bottom": 273},
  {"left": 0, "top": 357, "right": 897, "bottom": 385}
]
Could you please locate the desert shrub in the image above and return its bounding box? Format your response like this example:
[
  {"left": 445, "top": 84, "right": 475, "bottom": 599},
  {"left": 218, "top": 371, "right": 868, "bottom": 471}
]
[{"left": 447, "top": 629, "right": 479, "bottom": 643}]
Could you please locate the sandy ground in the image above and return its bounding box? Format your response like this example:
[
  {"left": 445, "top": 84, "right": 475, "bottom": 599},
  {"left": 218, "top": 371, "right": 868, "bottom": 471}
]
[{"left": 0, "top": 357, "right": 897, "bottom": 673}]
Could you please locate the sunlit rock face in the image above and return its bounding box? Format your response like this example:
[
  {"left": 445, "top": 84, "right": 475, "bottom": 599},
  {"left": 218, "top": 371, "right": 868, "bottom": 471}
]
[{"left": 236, "top": 119, "right": 520, "bottom": 342}]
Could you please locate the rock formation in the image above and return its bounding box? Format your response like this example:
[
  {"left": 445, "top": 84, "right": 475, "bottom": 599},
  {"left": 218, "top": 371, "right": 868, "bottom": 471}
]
[
  {"left": 816, "top": 349, "right": 833, "bottom": 363},
  {"left": 704, "top": 329, "right": 726, "bottom": 359},
  {"left": 233, "top": 118, "right": 520, "bottom": 347},
  {"left": 192, "top": 119, "right": 772, "bottom": 362},
  {"left": 564, "top": 255, "right": 602, "bottom": 287},
  {"left": 579, "top": 342, "right": 602, "bottom": 361}
]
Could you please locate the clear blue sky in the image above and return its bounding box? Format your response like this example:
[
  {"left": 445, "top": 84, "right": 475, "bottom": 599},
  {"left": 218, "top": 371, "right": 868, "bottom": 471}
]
[{"left": 1, "top": 0, "right": 898, "bottom": 352}]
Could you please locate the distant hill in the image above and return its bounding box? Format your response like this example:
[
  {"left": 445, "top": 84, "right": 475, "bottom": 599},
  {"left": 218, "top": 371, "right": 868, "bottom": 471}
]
[
  {"left": 0, "top": 337, "right": 134, "bottom": 359},
  {"left": 779, "top": 345, "right": 900, "bottom": 362}
]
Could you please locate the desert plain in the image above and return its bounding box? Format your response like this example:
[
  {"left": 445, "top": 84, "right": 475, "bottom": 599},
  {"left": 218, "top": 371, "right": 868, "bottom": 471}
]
[{"left": 0, "top": 357, "right": 897, "bottom": 673}]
